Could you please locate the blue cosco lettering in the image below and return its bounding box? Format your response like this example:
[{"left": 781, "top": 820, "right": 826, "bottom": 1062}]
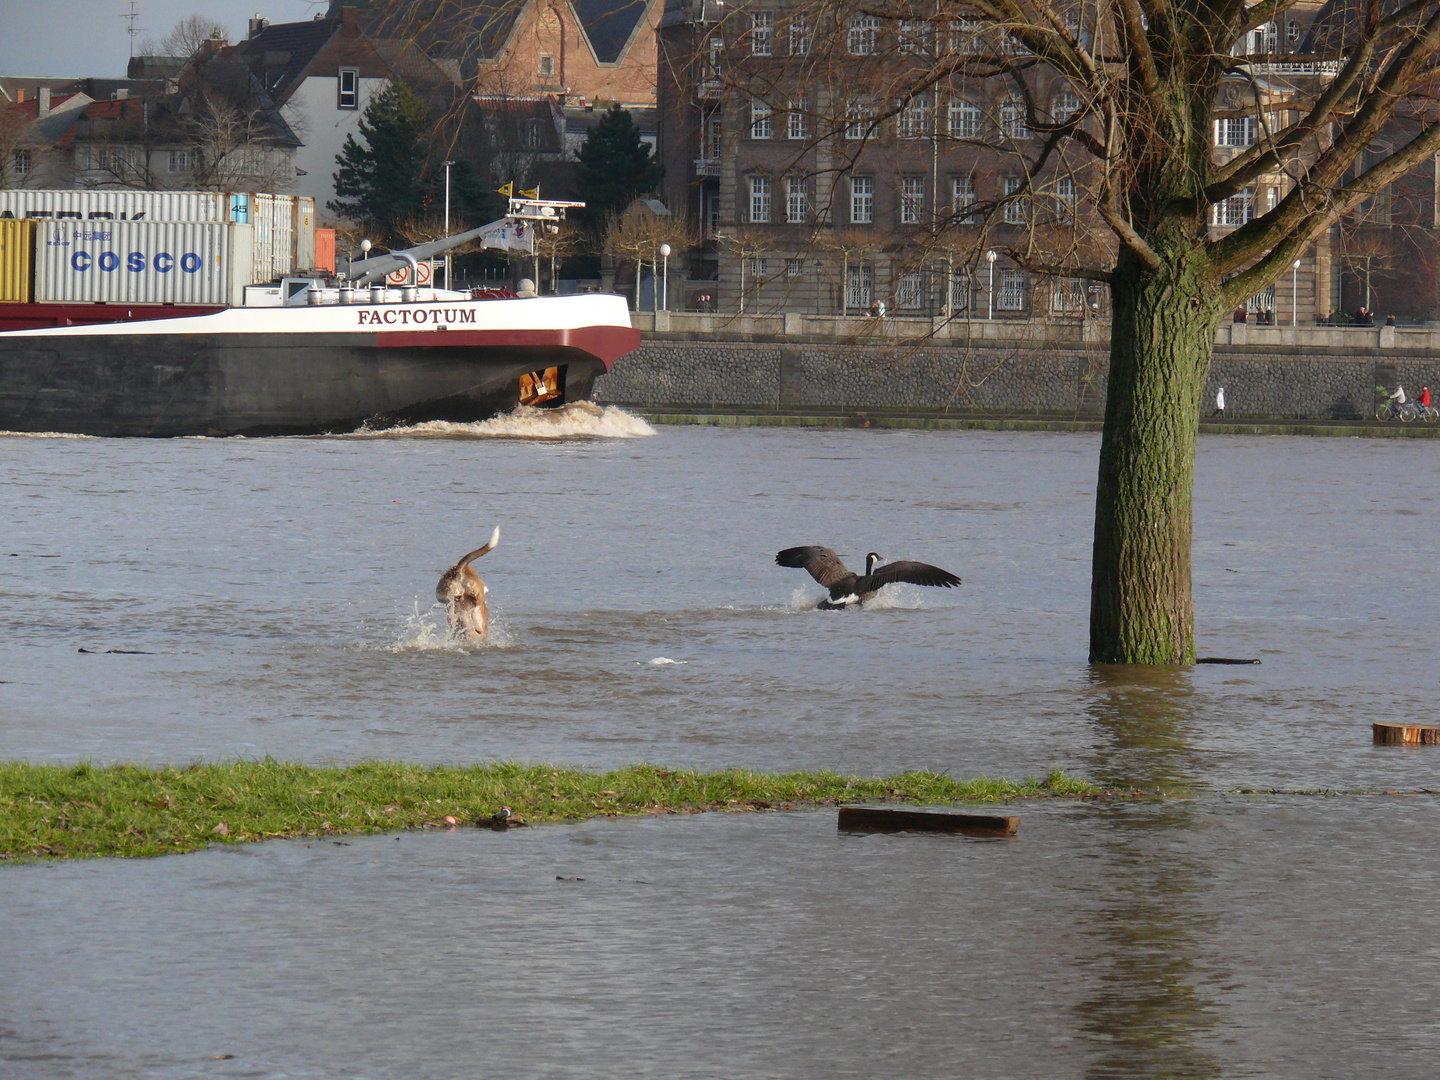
[
  {"left": 153, "top": 252, "right": 173, "bottom": 272},
  {"left": 127, "top": 252, "right": 145, "bottom": 272},
  {"left": 98, "top": 251, "right": 119, "bottom": 272},
  {"left": 180, "top": 253, "right": 201, "bottom": 273},
  {"left": 71, "top": 251, "right": 91, "bottom": 271}
]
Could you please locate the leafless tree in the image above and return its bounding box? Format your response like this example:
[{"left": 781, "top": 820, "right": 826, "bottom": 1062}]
[{"left": 137, "top": 15, "right": 230, "bottom": 60}]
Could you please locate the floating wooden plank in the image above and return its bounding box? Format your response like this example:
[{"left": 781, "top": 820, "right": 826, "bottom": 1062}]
[
  {"left": 1197, "top": 657, "right": 1261, "bottom": 665},
  {"left": 837, "top": 805, "right": 1019, "bottom": 837},
  {"left": 1373, "top": 722, "right": 1440, "bottom": 746}
]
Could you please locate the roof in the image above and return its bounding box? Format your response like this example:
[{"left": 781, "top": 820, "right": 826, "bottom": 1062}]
[
  {"left": 571, "top": 0, "right": 651, "bottom": 64},
  {"left": 233, "top": 17, "right": 341, "bottom": 100}
]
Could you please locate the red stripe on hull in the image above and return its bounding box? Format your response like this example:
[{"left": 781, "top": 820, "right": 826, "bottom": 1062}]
[{"left": 0, "top": 303, "right": 224, "bottom": 333}]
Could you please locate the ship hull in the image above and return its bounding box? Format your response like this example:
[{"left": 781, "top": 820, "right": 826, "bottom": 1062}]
[{"left": 0, "top": 296, "right": 639, "bottom": 437}]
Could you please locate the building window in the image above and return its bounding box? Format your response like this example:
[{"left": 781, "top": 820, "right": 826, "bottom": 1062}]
[
  {"left": 1286, "top": 18, "right": 1302, "bottom": 47},
  {"left": 14, "top": 149, "right": 33, "bottom": 175},
  {"left": 1055, "top": 175, "right": 1076, "bottom": 219},
  {"left": 1052, "top": 90, "right": 1080, "bottom": 123},
  {"left": 998, "top": 269, "right": 1026, "bottom": 311},
  {"left": 896, "top": 269, "right": 925, "bottom": 309},
  {"left": 787, "top": 101, "right": 809, "bottom": 140},
  {"left": 898, "top": 93, "right": 931, "bottom": 138},
  {"left": 786, "top": 257, "right": 804, "bottom": 277},
  {"left": 785, "top": 176, "right": 807, "bottom": 223},
  {"left": 1000, "top": 96, "right": 1031, "bottom": 140},
  {"left": 850, "top": 175, "right": 874, "bottom": 224},
  {"left": 338, "top": 67, "right": 359, "bottom": 109},
  {"left": 899, "top": 19, "right": 931, "bottom": 54},
  {"left": 538, "top": 53, "right": 555, "bottom": 78},
  {"left": 522, "top": 119, "right": 544, "bottom": 149},
  {"left": 848, "top": 14, "right": 878, "bottom": 55},
  {"left": 751, "top": 98, "right": 772, "bottom": 139},
  {"left": 749, "top": 175, "right": 772, "bottom": 222},
  {"left": 789, "top": 16, "right": 811, "bottom": 54},
  {"left": 705, "top": 111, "right": 723, "bottom": 159},
  {"left": 949, "top": 270, "right": 972, "bottom": 312},
  {"left": 845, "top": 98, "right": 874, "bottom": 140},
  {"left": 900, "top": 176, "right": 925, "bottom": 225},
  {"left": 952, "top": 175, "right": 975, "bottom": 223},
  {"left": 847, "top": 264, "right": 873, "bottom": 308},
  {"left": 749, "top": 256, "right": 768, "bottom": 280},
  {"left": 948, "top": 15, "right": 982, "bottom": 54},
  {"left": 751, "top": 11, "right": 773, "bottom": 55},
  {"left": 948, "top": 98, "right": 981, "bottom": 140},
  {"left": 1051, "top": 277, "right": 1085, "bottom": 314},
  {"left": 1003, "top": 176, "right": 1029, "bottom": 224},
  {"left": 1213, "top": 190, "right": 1254, "bottom": 226},
  {"left": 168, "top": 149, "right": 191, "bottom": 171},
  {"left": 1215, "top": 117, "right": 1254, "bottom": 146}
]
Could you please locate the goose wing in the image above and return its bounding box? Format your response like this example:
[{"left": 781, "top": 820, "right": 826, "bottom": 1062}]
[
  {"left": 867, "top": 560, "right": 962, "bottom": 590},
  {"left": 775, "top": 546, "right": 852, "bottom": 588}
]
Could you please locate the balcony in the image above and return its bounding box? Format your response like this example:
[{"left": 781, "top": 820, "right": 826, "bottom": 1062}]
[
  {"left": 696, "top": 79, "right": 723, "bottom": 101},
  {"left": 694, "top": 157, "right": 721, "bottom": 177}
]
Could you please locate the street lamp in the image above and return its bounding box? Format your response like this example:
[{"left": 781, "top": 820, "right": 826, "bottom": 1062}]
[
  {"left": 986, "top": 249, "right": 997, "bottom": 320},
  {"left": 1292, "top": 257, "right": 1301, "bottom": 327},
  {"left": 659, "top": 243, "right": 671, "bottom": 313},
  {"left": 443, "top": 160, "right": 455, "bottom": 291}
]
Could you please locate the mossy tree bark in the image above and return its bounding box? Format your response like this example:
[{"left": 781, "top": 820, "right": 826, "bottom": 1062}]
[{"left": 1090, "top": 242, "right": 1224, "bottom": 664}]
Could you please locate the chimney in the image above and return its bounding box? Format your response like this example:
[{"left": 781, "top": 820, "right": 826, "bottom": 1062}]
[
  {"left": 248, "top": 15, "right": 270, "bottom": 38},
  {"left": 37, "top": 86, "right": 50, "bottom": 117},
  {"left": 14, "top": 88, "right": 22, "bottom": 103},
  {"left": 340, "top": 6, "right": 357, "bottom": 28}
]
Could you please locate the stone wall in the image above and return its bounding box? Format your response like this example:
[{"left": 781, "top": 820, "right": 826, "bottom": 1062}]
[{"left": 596, "top": 335, "right": 1440, "bottom": 419}]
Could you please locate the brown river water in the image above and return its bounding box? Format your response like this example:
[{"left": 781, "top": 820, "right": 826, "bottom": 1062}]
[{"left": 2, "top": 412, "right": 1438, "bottom": 1077}]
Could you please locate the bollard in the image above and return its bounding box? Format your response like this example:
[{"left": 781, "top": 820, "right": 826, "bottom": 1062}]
[{"left": 1373, "top": 722, "right": 1440, "bottom": 746}]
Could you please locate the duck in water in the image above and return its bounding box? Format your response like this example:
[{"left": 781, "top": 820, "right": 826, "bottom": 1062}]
[
  {"left": 776, "top": 545, "right": 961, "bottom": 609},
  {"left": 436, "top": 527, "right": 500, "bottom": 641}
]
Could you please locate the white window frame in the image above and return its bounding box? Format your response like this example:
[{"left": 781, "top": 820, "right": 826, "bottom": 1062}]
[
  {"left": 900, "top": 176, "right": 925, "bottom": 225},
  {"left": 1051, "top": 277, "right": 1085, "bottom": 314},
  {"left": 949, "top": 15, "right": 982, "bottom": 54},
  {"left": 948, "top": 98, "right": 981, "bottom": 140},
  {"left": 789, "top": 16, "right": 811, "bottom": 55},
  {"left": 896, "top": 269, "right": 926, "bottom": 309},
  {"left": 750, "top": 98, "right": 772, "bottom": 139},
  {"left": 952, "top": 175, "right": 975, "bottom": 223},
  {"left": 898, "top": 93, "right": 931, "bottom": 138},
  {"left": 899, "top": 19, "right": 932, "bottom": 54},
  {"left": 749, "top": 175, "right": 772, "bottom": 223},
  {"left": 786, "top": 257, "right": 804, "bottom": 278},
  {"left": 167, "top": 148, "right": 191, "bottom": 171},
  {"left": 848, "top": 14, "right": 878, "bottom": 55},
  {"left": 14, "top": 148, "right": 33, "bottom": 175},
  {"left": 338, "top": 67, "right": 359, "bottom": 109},
  {"left": 1052, "top": 90, "right": 1080, "bottom": 123},
  {"left": 750, "top": 256, "right": 768, "bottom": 280},
  {"left": 1213, "top": 190, "right": 1254, "bottom": 226},
  {"left": 851, "top": 175, "right": 874, "bottom": 224},
  {"left": 1055, "top": 175, "right": 1076, "bottom": 218},
  {"left": 847, "top": 264, "right": 873, "bottom": 308},
  {"left": 1000, "top": 97, "right": 1031, "bottom": 140},
  {"left": 845, "top": 98, "right": 874, "bottom": 141},
  {"left": 785, "top": 176, "right": 807, "bottom": 223},
  {"left": 997, "top": 269, "right": 1026, "bottom": 311},
  {"left": 1003, "top": 176, "right": 1029, "bottom": 224},
  {"left": 750, "top": 11, "right": 773, "bottom": 56},
  {"left": 1215, "top": 117, "right": 1254, "bottom": 147},
  {"left": 787, "top": 102, "right": 809, "bottom": 140}
]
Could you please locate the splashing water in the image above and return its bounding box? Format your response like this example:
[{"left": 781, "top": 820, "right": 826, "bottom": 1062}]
[
  {"left": 645, "top": 657, "right": 688, "bottom": 666},
  {"left": 386, "top": 600, "right": 515, "bottom": 652},
  {"left": 347, "top": 402, "right": 654, "bottom": 440},
  {"left": 0, "top": 431, "right": 98, "bottom": 439}
]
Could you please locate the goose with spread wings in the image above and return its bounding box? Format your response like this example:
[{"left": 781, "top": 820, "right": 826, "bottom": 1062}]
[{"left": 775, "top": 546, "right": 961, "bottom": 609}]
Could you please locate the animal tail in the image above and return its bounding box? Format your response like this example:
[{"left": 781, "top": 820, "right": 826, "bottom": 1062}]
[{"left": 457, "top": 526, "right": 501, "bottom": 568}]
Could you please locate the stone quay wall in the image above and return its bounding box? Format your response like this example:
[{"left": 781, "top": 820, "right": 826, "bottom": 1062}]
[{"left": 595, "top": 334, "right": 1440, "bottom": 420}]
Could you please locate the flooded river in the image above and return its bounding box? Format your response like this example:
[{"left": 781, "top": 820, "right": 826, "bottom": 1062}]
[{"left": 3, "top": 415, "right": 1439, "bottom": 1077}]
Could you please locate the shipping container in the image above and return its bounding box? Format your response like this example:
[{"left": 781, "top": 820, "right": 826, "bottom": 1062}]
[
  {"left": 0, "top": 189, "right": 230, "bottom": 223},
  {"left": 314, "top": 228, "right": 336, "bottom": 274},
  {"left": 295, "top": 197, "right": 316, "bottom": 272},
  {"left": 0, "top": 219, "right": 36, "bottom": 303},
  {"left": 33, "top": 220, "right": 255, "bottom": 306}
]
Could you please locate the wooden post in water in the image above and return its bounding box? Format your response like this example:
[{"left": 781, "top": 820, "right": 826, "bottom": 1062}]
[
  {"left": 1373, "top": 722, "right": 1440, "bottom": 746},
  {"left": 838, "top": 805, "right": 1019, "bottom": 837}
]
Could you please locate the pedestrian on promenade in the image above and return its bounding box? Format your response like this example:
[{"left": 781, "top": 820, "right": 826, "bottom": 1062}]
[{"left": 1215, "top": 386, "right": 1226, "bottom": 418}]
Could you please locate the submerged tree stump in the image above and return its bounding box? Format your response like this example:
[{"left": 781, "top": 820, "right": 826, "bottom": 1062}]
[
  {"left": 838, "top": 805, "right": 1019, "bottom": 837},
  {"left": 1373, "top": 722, "right": 1440, "bottom": 746}
]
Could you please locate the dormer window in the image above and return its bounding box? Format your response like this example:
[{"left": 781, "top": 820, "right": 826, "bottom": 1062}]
[{"left": 338, "top": 67, "right": 358, "bottom": 109}]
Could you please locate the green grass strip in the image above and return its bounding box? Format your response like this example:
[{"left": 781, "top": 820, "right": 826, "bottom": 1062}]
[{"left": 0, "top": 761, "right": 1114, "bottom": 861}]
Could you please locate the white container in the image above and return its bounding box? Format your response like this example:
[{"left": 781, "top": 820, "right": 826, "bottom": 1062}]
[
  {"left": 33, "top": 220, "right": 256, "bottom": 305},
  {"left": 295, "top": 197, "right": 316, "bottom": 273},
  {"left": 0, "top": 189, "right": 231, "bottom": 223}
]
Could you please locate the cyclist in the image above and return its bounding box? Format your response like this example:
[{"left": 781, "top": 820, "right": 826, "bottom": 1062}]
[
  {"left": 1389, "top": 384, "right": 1408, "bottom": 406},
  {"left": 1422, "top": 386, "right": 1432, "bottom": 409}
]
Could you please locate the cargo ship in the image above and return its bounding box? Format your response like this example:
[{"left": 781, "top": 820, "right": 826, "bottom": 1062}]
[{"left": 0, "top": 194, "right": 640, "bottom": 436}]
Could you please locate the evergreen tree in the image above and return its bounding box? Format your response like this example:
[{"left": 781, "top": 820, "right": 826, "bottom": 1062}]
[
  {"left": 329, "top": 82, "right": 431, "bottom": 230},
  {"left": 576, "top": 104, "right": 662, "bottom": 226}
]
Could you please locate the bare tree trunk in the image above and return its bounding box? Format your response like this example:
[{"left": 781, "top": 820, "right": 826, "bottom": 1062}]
[{"left": 1089, "top": 246, "right": 1222, "bottom": 664}]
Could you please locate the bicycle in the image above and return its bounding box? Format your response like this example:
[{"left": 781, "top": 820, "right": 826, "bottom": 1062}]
[{"left": 1376, "top": 400, "right": 1419, "bottom": 421}]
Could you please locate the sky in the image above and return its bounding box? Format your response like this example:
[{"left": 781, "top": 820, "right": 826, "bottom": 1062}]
[{"left": 0, "top": 0, "right": 325, "bottom": 80}]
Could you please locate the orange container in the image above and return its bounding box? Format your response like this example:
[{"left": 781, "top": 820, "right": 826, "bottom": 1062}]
[{"left": 314, "top": 228, "right": 336, "bottom": 274}]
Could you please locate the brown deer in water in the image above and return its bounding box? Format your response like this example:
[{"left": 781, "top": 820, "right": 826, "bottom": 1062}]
[{"left": 436, "top": 527, "right": 499, "bottom": 641}]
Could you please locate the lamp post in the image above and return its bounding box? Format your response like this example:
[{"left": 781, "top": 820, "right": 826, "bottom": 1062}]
[
  {"left": 659, "top": 243, "right": 671, "bottom": 313},
  {"left": 986, "top": 249, "right": 997, "bottom": 320},
  {"left": 442, "top": 160, "right": 455, "bottom": 291},
  {"left": 1292, "top": 257, "right": 1301, "bottom": 326}
]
